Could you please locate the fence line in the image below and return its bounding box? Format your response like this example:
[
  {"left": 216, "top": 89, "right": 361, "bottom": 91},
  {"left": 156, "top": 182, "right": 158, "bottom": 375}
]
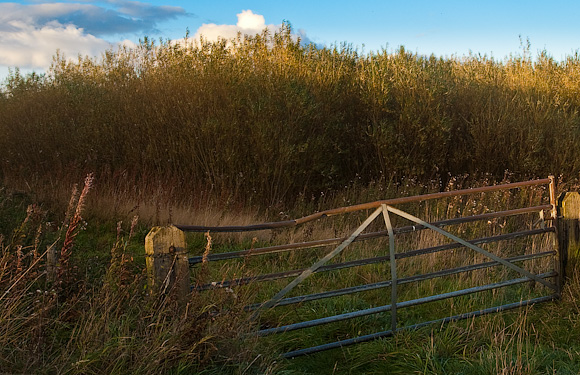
[
  {"left": 145, "top": 176, "right": 580, "bottom": 357},
  {"left": 175, "top": 178, "right": 551, "bottom": 232},
  {"left": 187, "top": 205, "right": 552, "bottom": 265}
]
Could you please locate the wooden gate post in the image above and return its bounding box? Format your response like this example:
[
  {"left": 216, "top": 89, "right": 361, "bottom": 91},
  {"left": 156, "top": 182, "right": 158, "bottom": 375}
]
[
  {"left": 145, "top": 225, "right": 190, "bottom": 300},
  {"left": 556, "top": 192, "right": 580, "bottom": 286}
]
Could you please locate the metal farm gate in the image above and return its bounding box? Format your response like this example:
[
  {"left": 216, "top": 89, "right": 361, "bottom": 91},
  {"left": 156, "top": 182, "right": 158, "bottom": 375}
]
[{"left": 146, "top": 177, "right": 570, "bottom": 358}]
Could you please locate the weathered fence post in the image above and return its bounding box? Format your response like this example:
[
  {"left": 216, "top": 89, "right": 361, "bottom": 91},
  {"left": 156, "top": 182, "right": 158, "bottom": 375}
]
[
  {"left": 145, "top": 225, "right": 190, "bottom": 301},
  {"left": 46, "top": 245, "right": 59, "bottom": 283},
  {"left": 556, "top": 192, "right": 580, "bottom": 287}
]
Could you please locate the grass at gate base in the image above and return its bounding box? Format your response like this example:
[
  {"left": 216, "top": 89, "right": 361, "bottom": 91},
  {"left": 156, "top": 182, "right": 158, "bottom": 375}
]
[{"left": 2, "top": 178, "right": 580, "bottom": 374}]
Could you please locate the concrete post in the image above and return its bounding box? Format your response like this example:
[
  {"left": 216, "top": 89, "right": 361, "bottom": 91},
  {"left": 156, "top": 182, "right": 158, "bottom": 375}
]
[{"left": 145, "top": 225, "right": 190, "bottom": 300}]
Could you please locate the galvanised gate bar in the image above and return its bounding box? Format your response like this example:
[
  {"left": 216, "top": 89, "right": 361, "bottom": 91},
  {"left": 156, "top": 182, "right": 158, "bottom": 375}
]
[{"left": 146, "top": 177, "right": 574, "bottom": 358}]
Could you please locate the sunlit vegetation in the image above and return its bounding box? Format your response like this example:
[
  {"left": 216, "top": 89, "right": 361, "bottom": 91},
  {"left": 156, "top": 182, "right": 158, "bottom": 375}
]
[
  {"left": 2, "top": 24, "right": 580, "bottom": 374},
  {"left": 2, "top": 25, "right": 580, "bottom": 209}
]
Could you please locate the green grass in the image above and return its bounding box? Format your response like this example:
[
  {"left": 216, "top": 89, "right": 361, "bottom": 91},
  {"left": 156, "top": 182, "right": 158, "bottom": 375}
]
[
  {"left": 0, "top": 183, "right": 270, "bottom": 374},
  {"left": 177, "top": 181, "right": 566, "bottom": 374},
  {"left": 1, "top": 174, "right": 579, "bottom": 374},
  {"left": 272, "top": 297, "right": 580, "bottom": 374}
]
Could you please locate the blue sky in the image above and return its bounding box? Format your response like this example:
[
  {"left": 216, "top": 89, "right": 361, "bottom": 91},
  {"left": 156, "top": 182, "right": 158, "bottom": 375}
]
[{"left": 1, "top": 0, "right": 580, "bottom": 82}]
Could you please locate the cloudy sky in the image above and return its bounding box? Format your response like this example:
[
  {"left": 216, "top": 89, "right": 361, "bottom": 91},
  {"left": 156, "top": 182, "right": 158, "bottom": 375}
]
[{"left": 2, "top": 0, "right": 580, "bottom": 82}]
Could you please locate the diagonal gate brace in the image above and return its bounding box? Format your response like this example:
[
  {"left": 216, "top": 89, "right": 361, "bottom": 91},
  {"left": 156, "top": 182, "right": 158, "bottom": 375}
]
[
  {"left": 252, "top": 206, "right": 385, "bottom": 317},
  {"left": 386, "top": 206, "right": 557, "bottom": 291}
]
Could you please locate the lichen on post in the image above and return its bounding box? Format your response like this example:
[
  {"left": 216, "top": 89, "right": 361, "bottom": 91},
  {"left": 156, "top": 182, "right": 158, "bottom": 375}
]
[
  {"left": 557, "top": 192, "right": 580, "bottom": 287},
  {"left": 145, "top": 225, "right": 190, "bottom": 300}
]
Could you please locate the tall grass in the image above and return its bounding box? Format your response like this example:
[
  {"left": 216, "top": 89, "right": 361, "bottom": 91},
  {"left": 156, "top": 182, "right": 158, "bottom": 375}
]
[
  {"left": 2, "top": 25, "right": 580, "bottom": 209},
  {"left": 189, "top": 180, "right": 578, "bottom": 374},
  {"left": 0, "top": 178, "right": 267, "bottom": 374},
  {"left": 3, "top": 26, "right": 580, "bottom": 371},
  {"left": 0, "top": 173, "right": 577, "bottom": 373}
]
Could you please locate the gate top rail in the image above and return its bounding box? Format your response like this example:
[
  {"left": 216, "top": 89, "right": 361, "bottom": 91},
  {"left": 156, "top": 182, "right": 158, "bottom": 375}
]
[{"left": 175, "top": 178, "right": 551, "bottom": 232}]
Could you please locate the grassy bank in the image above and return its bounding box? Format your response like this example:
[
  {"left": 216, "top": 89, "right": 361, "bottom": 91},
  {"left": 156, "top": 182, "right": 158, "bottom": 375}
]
[
  {"left": 2, "top": 174, "right": 579, "bottom": 374},
  {"left": 0, "top": 180, "right": 269, "bottom": 374}
]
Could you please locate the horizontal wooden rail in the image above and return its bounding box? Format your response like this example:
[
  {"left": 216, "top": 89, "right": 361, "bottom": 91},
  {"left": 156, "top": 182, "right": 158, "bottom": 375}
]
[
  {"left": 189, "top": 204, "right": 552, "bottom": 265},
  {"left": 177, "top": 179, "right": 550, "bottom": 232}
]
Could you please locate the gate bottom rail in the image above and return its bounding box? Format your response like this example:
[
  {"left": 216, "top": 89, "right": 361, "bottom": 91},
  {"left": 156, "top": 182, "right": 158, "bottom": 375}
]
[
  {"left": 282, "top": 294, "right": 556, "bottom": 358},
  {"left": 257, "top": 271, "right": 556, "bottom": 336}
]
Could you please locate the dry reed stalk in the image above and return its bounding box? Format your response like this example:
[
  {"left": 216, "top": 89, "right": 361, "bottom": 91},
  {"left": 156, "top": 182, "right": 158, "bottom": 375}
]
[
  {"left": 5, "top": 25, "right": 580, "bottom": 208},
  {"left": 202, "top": 231, "right": 212, "bottom": 264},
  {"left": 57, "top": 173, "right": 94, "bottom": 286}
]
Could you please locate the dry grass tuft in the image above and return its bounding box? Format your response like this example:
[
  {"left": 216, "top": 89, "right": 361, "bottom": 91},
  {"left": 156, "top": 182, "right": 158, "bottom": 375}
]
[{"left": 0, "top": 176, "right": 266, "bottom": 374}]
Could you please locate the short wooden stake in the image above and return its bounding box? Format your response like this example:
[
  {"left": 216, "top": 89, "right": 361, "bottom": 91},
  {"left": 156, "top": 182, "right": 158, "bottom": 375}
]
[
  {"left": 556, "top": 192, "right": 580, "bottom": 288},
  {"left": 46, "top": 244, "right": 59, "bottom": 283},
  {"left": 145, "top": 225, "right": 190, "bottom": 300}
]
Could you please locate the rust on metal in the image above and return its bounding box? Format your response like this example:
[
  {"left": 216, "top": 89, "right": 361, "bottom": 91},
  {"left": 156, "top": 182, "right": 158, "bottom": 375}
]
[
  {"left": 173, "top": 177, "right": 559, "bottom": 358},
  {"left": 189, "top": 204, "right": 553, "bottom": 265},
  {"left": 177, "top": 179, "right": 550, "bottom": 233}
]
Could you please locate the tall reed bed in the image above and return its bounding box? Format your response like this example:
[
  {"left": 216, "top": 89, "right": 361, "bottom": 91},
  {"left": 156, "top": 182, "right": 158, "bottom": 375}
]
[{"left": 1, "top": 25, "right": 580, "bottom": 208}]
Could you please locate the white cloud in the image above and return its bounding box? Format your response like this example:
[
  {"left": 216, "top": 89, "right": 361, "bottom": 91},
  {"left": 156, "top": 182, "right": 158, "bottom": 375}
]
[
  {"left": 235, "top": 10, "right": 266, "bottom": 30},
  {"left": 0, "top": 1, "right": 187, "bottom": 75},
  {"left": 0, "top": 5, "right": 315, "bottom": 80},
  {"left": 0, "top": 20, "right": 111, "bottom": 69},
  {"left": 193, "top": 10, "right": 272, "bottom": 42},
  {"left": 0, "top": 2, "right": 188, "bottom": 37},
  {"left": 191, "top": 9, "right": 319, "bottom": 46}
]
